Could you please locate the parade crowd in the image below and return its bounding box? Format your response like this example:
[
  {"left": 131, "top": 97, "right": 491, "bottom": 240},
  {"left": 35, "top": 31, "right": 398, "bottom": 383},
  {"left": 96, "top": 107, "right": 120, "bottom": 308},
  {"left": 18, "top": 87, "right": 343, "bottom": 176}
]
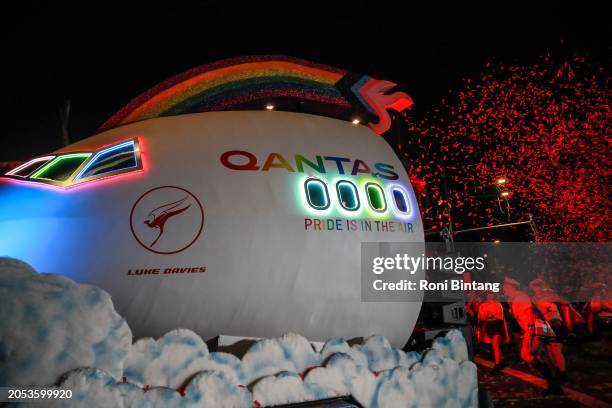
[{"left": 467, "top": 278, "right": 611, "bottom": 394}]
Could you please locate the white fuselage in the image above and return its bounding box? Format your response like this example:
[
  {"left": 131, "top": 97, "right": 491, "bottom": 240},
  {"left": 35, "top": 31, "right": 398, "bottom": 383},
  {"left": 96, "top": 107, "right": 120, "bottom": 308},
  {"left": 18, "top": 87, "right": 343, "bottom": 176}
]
[{"left": 0, "top": 111, "right": 424, "bottom": 346}]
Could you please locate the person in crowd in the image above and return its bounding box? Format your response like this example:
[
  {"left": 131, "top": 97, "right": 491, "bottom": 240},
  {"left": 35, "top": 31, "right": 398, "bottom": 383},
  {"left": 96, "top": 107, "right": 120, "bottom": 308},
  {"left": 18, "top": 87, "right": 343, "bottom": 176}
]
[
  {"left": 503, "top": 277, "right": 563, "bottom": 394},
  {"left": 503, "top": 278, "right": 535, "bottom": 363},
  {"left": 465, "top": 289, "right": 483, "bottom": 344},
  {"left": 530, "top": 279, "right": 563, "bottom": 329},
  {"left": 529, "top": 279, "right": 567, "bottom": 382},
  {"left": 477, "top": 290, "right": 509, "bottom": 374},
  {"left": 529, "top": 278, "right": 583, "bottom": 337},
  {"left": 586, "top": 282, "right": 612, "bottom": 335}
]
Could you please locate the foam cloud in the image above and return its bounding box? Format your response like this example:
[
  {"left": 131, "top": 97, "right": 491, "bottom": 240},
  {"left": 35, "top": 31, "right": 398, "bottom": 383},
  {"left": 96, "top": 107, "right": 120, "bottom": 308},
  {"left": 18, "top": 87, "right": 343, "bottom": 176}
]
[
  {"left": 320, "top": 337, "right": 352, "bottom": 361},
  {"left": 123, "top": 329, "right": 210, "bottom": 388},
  {"left": 304, "top": 352, "right": 378, "bottom": 404},
  {"left": 0, "top": 258, "right": 132, "bottom": 387},
  {"left": 182, "top": 371, "right": 252, "bottom": 408},
  {"left": 240, "top": 333, "right": 321, "bottom": 385},
  {"left": 458, "top": 360, "right": 479, "bottom": 407},
  {"left": 1, "top": 259, "right": 477, "bottom": 407},
  {"left": 20, "top": 368, "right": 251, "bottom": 408},
  {"left": 432, "top": 329, "right": 469, "bottom": 363},
  {"left": 373, "top": 367, "right": 417, "bottom": 407},
  {"left": 256, "top": 334, "right": 475, "bottom": 408},
  {"left": 251, "top": 371, "right": 316, "bottom": 406},
  {"left": 354, "top": 335, "right": 417, "bottom": 372}
]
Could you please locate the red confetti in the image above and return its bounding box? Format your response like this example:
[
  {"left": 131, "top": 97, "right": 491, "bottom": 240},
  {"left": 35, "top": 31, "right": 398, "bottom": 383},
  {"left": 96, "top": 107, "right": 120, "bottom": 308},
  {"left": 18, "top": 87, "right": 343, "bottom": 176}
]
[{"left": 394, "top": 52, "right": 610, "bottom": 242}]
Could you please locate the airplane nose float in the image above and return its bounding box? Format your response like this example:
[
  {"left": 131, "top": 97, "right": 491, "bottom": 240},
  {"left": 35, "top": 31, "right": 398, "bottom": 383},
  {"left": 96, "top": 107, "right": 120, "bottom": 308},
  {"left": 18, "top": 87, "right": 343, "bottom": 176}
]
[{"left": 0, "top": 56, "right": 424, "bottom": 346}]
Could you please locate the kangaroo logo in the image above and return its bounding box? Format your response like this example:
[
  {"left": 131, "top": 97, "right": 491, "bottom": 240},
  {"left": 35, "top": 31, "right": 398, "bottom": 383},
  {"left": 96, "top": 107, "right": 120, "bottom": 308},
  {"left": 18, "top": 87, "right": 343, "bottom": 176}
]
[
  {"left": 130, "top": 186, "right": 204, "bottom": 254},
  {"left": 144, "top": 196, "right": 192, "bottom": 248}
]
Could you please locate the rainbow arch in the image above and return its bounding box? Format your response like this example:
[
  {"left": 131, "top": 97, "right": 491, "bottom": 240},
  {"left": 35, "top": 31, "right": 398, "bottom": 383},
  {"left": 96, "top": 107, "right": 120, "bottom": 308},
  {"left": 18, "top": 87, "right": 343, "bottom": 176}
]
[{"left": 99, "top": 55, "right": 413, "bottom": 135}]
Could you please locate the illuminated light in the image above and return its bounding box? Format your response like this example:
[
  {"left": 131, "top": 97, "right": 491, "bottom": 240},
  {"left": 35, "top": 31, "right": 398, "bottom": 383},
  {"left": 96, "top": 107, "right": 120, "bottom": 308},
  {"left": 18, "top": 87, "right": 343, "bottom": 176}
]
[
  {"left": 0, "top": 137, "right": 148, "bottom": 191},
  {"left": 391, "top": 187, "right": 410, "bottom": 213},
  {"left": 387, "top": 183, "right": 415, "bottom": 220},
  {"left": 294, "top": 175, "right": 393, "bottom": 220},
  {"left": 365, "top": 182, "right": 387, "bottom": 212},
  {"left": 1, "top": 164, "right": 147, "bottom": 192},
  {"left": 0, "top": 176, "right": 72, "bottom": 192},
  {"left": 30, "top": 153, "right": 92, "bottom": 182},
  {"left": 64, "top": 137, "right": 147, "bottom": 190},
  {"left": 496, "top": 177, "right": 507, "bottom": 185},
  {"left": 295, "top": 175, "right": 333, "bottom": 217},
  {"left": 357, "top": 78, "right": 413, "bottom": 134},
  {"left": 352, "top": 119, "right": 360, "bottom": 125},
  {"left": 74, "top": 139, "right": 139, "bottom": 181},
  {"left": 336, "top": 180, "right": 359, "bottom": 211},
  {"left": 494, "top": 240, "right": 501, "bottom": 243},
  {"left": 266, "top": 104, "right": 274, "bottom": 110},
  {"left": 355, "top": 177, "right": 390, "bottom": 220},
  {"left": 500, "top": 191, "right": 510, "bottom": 197},
  {"left": 5, "top": 156, "right": 55, "bottom": 177},
  {"left": 304, "top": 178, "right": 330, "bottom": 210}
]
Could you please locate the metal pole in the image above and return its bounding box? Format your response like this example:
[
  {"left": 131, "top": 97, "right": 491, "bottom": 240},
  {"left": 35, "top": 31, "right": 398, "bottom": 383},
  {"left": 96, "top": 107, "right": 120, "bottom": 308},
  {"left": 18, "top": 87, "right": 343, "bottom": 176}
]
[
  {"left": 453, "top": 220, "right": 533, "bottom": 235},
  {"left": 60, "top": 99, "right": 71, "bottom": 146}
]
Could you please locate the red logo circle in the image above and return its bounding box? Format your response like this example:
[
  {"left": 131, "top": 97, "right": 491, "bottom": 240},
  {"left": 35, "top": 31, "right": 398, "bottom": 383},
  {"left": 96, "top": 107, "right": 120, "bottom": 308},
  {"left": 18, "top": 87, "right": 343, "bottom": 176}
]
[{"left": 130, "top": 186, "right": 204, "bottom": 254}]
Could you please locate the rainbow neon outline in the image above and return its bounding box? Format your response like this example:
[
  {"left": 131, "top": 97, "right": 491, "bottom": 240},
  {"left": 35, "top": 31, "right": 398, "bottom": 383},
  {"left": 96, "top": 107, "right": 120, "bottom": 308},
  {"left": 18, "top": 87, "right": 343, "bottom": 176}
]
[
  {"left": 296, "top": 174, "right": 413, "bottom": 222},
  {"left": 6, "top": 156, "right": 56, "bottom": 177},
  {"left": 336, "top": 180, "right": 360, "bottom": 211},
  {"left": 304, "top": 178, "right": 331, "bottom": 210},
  {"left": 388, "top": 184, "right": 414, "bottom": 220},
  {"left": 328, "top": 176, "right": 364, "bottom": 219},
  {"left": 73, "top": 139, "right": 140, "bottom": 183},
  {"left": 30, "top": 153, "right": 92, "bottom": 183},
  {"left": 356, "top": 177, "right": 390, "bottom": 220},
  {"left": 296, "top": 175, "right": 334, "bottom": 217},
  {"left": 1, "top": 137, "right": 144, "bottom": 190},
  {"left": 365, "top": 182, "right": 387, "bottom": 213}
]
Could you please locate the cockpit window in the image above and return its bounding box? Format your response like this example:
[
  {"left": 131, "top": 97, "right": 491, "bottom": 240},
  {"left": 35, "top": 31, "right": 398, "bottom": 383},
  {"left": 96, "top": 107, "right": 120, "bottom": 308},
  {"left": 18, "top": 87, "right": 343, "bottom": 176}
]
[
  {"left": 2, "top": 138, "right": 142, "bottom": 188},
  {"left": 30, "top": 153, "right": 91, "bottom": 182},
  {"left": 6, "top": 156, "right": 55, "bottom": 177},
  {"left": 75, "top": 140, "right": 139, "bottom": 181}
]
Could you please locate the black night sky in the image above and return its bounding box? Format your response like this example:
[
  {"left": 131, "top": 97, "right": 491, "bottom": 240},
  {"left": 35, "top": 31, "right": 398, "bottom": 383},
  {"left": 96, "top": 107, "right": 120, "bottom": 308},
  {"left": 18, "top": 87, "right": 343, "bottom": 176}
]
[{"left": 3, "top": 2, "right": 609, "bottom": 161}]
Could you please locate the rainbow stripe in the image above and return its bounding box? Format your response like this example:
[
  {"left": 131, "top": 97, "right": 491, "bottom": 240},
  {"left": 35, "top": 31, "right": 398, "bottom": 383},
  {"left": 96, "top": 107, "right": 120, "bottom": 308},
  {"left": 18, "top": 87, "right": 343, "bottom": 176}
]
[{"left": 99, "top": 55, "right": 355, "bottom": 131}]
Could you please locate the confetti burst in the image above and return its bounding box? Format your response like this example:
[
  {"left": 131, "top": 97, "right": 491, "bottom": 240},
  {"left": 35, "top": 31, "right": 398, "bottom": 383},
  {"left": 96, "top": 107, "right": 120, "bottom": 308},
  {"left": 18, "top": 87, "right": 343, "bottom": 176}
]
[{"left": 392, "top": 52, "right": 610, "bottom": 242}]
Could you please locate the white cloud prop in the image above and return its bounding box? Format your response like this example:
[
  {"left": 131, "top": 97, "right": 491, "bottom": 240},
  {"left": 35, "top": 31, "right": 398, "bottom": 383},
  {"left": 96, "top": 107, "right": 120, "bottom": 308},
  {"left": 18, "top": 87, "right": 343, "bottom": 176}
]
[
  {"left": 19, "top": 368, "right": 251, "bottom": 408},
  {"left": 354, "top": 335, "right": 416, "bottom": 372},
  {"left": 304, "top": 352, "right": 378, "bottom": 404},
  {"left": 123, "top": 329, "right": 210, "bottom": 388},
  {"left": 373, "top": 367, "right": 417, "bottom": 408},
  {"left": 0, "top": 258, "right": 132, "bottom": 387},
  {"left": 263, "top": 334, "right": 475, "bottom": 408},
  {"left": 240, "top": 333, "right": 321, "bottom": 385},
  {"left": 251, "top": 371, "right": 316, "bottom": 406},
  {"left": 458, "top": 360, "right": 479, "bottom": 407},
  {"left": 432, "top": 329, "right": 470, "bottom": 363},
  {"left": 0, "top": 258, "right": 477, "bottom": 407},
  {"left": 181, "top": 371, "right": 252, "bottom": 408},
  {"left": 319, "top": 337, "right": 352, "bottom": 362}
]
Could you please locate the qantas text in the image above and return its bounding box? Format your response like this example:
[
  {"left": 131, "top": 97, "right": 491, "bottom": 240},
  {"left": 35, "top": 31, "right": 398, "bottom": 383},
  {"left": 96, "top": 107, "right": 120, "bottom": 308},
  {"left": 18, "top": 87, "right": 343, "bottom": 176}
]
[{"left": 220, "top": 150, "right": 399, "bottom": 180}]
